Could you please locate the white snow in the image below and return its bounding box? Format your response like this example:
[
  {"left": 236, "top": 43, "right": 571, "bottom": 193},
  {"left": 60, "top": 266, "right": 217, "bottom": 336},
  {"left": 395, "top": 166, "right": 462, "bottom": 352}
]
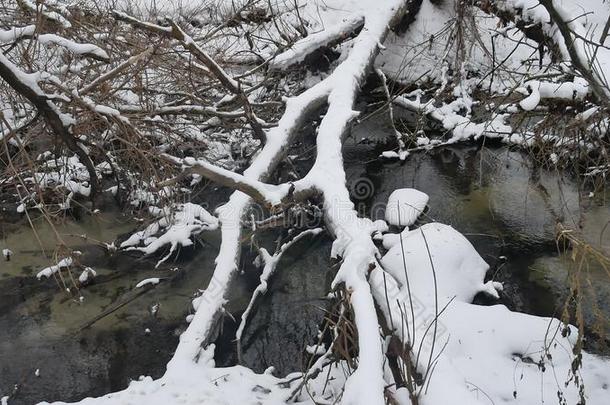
[
  {"left": 36, "top": 257, "right": 73, "bottom": 280},
  {"left": 270, "top": 15, "right": 364, "bottom": 69},
  {"left": 78, "top": 267, "right": 96, "bottom": 284},
  {"left": 381, "top": 223, "right": 499, "bottom": 302},
  {"left": 39, "top": 348, "right": 296, "bottom": 405},
  {"left": 19, "top": 0, "right": 72, "bottom": 28},
  {"left": 178, "top": 156, "right": 292, "bottom": 206},
  {"left": 519, "top": 78, "right": 589, "bottom": 111},
  {"left": 36, "top": 34, "right": 109, "bottom": 61},
  {"left": 500, "top": 0, "right": 610, "bottom": 100},
  {"left": 373, "top": 221, "right": 610, "bottom": 405},
  {"left": 121, "top": 203, "right": 219, "bottom": 267},
  {"left": 135, "top": 278, "right": 160, "bottom": 288},
  {"left": 0, "top": 25, "right": 35, "bottom": 43},
  {"left": 305, "top": 344, "right": 327, "bottom": 356},
  {"left": 385, "top": 188, "right": 429, "bottom": 227}
]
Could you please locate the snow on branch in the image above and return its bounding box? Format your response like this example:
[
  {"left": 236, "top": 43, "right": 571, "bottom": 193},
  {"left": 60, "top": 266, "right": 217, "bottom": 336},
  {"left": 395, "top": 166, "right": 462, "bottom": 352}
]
[
  {"left": 276, "top": 1, "right": 418, "bottom": 403},
  {"left": 125, "top": 105, "right": 246, "bottom": 119},
  {"left": 163, "top": 155, "right": 293, "bottom": 207},
  {"left": 113, "top": 10, "right": 267, "bottom": 142},
  {"left": 494, "top": 0, "right": 610, "bottom": 104},
  {"left": 519, "top": 77, "right": 589, "bottom": 111},
  {"left": 18, "top": 0, "right": 72, "bottom": 28},
  {"left": 79, "top": 46, "right": 154, "bottom": 95},
  {"left": 35, "top": 34, "right": 110, "bottom": 62},
  {"left": 270, "top": 15, "right": 364, "bottom": 70},
  {"left": 166, "top": 85, "right": 329, "bottom": 371},
  {"left": 0, "top": 25, "right": 35, "bottom": 43},
  {"left": 165, "top": 6, "right": 418, "bottom": 405},
  {"left": 0, "top": 28, "right": 110, "bottom": 62},
  {"left": 36, "top": 257, "right": 73, "bottom": 279},
  {"left": 120, "top": 202, "right": 219, "bottom": 267},
  {"left": 0, "top": 51, "right": 100, "bottom": 202}
]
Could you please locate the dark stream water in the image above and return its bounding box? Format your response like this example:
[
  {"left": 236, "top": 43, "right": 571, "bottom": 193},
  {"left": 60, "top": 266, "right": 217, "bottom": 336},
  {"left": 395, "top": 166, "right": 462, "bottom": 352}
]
[{"left": 0, "top": 120, "right": 608, "bottom": 403}]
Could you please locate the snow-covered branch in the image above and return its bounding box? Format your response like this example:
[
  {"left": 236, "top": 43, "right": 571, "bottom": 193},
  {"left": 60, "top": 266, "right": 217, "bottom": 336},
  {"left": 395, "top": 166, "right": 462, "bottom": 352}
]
[
  {"left": 492, "top": 0, "right": 610, "bottom": 104},
  {"left": 270, "top": 15, "right": 364, "bottom": 70},
  {"left": 164, "top": 155, "right": 293, "bottom": 207},
  {"left": 0, "top": 50, "right": 100, "bottom": 202},
  {"left": 113, "top": 11, "right": 267, "bottom": 142},
  {"left": 121, "top": 202, "right": 219, "bottom": 267}
]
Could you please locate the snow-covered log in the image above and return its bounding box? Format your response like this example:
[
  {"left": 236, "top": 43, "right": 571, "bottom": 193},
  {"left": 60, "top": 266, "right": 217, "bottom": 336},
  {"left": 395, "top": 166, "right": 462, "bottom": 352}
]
[
  {"left": 165, "top": 155, "right": 293, "bottom": 207},
  {"left": 163, "top": 3, "right": 418, "bottom": 405}
]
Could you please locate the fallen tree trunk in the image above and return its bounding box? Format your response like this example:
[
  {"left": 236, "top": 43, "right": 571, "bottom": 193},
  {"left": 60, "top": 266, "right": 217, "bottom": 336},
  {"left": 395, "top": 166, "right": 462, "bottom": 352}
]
[{"left": 165, "top": 2, "right": 421, "bottom": 404}]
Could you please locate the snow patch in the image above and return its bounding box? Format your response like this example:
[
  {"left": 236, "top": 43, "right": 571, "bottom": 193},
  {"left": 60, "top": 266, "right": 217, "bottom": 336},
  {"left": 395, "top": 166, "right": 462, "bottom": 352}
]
[
  {"left": 384, "top": 188, "right": 429, "bottom": 227},
  {"left": 135, "top": 278, "right": 160, "bottom": 288},
  {"left": 36, "top": 257, "right": 73, "bottom": 280}
]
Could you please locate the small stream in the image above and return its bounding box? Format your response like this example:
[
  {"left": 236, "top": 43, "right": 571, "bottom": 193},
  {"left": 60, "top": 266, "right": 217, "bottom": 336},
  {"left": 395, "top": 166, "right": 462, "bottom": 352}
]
[{"left": 1, "top": 123, "right": 609, "bottom": 403}]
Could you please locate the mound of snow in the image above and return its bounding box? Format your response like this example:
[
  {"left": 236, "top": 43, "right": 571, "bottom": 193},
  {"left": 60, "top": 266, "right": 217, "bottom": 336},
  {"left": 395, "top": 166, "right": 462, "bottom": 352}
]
[
  {"left": 39, "top": 345, "right": 293, "bottom": 405},
  {"left": 381, "top": 222, "right": 497, "bottom": 302},
  {"left": 384, "top": 188, "right": 429, "bottom": 227},
  {"left": 379, "top": 222, "right": 610, "bottom": 405}
]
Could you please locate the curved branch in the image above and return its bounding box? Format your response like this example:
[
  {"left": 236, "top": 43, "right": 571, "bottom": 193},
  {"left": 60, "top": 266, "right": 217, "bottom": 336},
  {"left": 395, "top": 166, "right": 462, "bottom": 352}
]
[{"left": 0, "top": 53, "right": 99, "bottom": 204}]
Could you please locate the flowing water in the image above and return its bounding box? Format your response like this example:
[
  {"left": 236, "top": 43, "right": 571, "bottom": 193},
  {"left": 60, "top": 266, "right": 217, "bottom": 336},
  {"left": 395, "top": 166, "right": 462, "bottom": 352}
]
[{"left": 1, "top": 128, "right": 609, "bottom": 403}]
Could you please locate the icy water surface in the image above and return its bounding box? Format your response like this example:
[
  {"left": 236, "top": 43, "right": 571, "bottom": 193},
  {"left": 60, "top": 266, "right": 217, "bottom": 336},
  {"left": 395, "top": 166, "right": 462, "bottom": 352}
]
[{"left": 345, "top": 137, "right": 610, "bottom": 352}]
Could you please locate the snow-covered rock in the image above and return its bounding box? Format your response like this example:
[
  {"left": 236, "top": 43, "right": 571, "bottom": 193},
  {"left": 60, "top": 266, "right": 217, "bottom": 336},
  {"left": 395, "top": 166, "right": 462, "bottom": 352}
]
[
  {"left": 384, "top": 188, "right": 429, "bottom": 227},
  {"left": 378, "top": 222, "right": 610, "bottom": 405},
  {"left": 78, "top": 267, "right": 96, "bottom": 284},
  {"left": 381, "top": 222, "right": 497, "bottom": 302}
]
